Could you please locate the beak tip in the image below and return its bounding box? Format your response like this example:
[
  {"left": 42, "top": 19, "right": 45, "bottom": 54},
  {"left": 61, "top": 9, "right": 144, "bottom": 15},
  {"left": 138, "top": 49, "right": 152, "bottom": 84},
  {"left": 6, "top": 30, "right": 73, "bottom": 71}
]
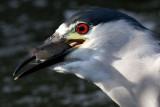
[{"left": 14, "top": 77, "right": 19, "bottom": 80}]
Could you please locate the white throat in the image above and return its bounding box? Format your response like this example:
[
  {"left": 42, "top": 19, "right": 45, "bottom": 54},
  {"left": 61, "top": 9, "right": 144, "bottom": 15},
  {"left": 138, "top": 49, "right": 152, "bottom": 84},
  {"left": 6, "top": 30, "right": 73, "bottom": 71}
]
[{"left": 53, "top": 20, "right": 160, "bottom": 107}]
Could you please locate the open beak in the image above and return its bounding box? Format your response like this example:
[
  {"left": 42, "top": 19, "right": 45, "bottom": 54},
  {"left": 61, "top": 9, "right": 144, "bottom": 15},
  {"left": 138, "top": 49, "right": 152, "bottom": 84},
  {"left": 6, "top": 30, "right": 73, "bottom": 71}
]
[{"left": 13, "top": 33, "right": 86, "bottom": 80}]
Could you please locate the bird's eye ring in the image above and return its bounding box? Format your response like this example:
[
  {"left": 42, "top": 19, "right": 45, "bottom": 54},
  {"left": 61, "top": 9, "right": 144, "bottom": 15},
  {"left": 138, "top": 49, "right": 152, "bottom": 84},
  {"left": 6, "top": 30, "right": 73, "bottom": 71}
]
[{"left": 76, "top": 23, "right": 89, "bottom": 34}]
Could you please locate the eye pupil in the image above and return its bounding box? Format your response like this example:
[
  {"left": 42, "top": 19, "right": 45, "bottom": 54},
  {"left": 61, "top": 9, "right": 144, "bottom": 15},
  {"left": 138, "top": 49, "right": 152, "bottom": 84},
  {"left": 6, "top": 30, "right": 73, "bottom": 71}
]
[
  {"left": 79, "top": 26, "right": 85, "bottom": 31},
  {"left": 76, "top": 23, "right": 89, "bottom": 34}
]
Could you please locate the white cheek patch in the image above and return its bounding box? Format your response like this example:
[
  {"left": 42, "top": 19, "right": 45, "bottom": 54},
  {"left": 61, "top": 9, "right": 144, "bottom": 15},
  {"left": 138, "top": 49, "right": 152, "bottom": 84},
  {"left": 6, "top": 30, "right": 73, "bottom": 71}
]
[
  {"left": 55, "top": 23, "right": 77, "bottom": 36},
  {"left": 55, "top": 21, "right": 87, "bottom": 36},
  {"left": 55, "top": 23, "right": 68, "bottom": 35}
]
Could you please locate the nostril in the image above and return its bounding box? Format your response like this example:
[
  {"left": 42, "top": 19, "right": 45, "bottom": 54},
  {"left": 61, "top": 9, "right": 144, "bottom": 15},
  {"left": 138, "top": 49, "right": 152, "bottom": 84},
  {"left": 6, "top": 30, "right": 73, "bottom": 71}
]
[{"left": 59, "top": 36, "right": 66, "bottom": 42}]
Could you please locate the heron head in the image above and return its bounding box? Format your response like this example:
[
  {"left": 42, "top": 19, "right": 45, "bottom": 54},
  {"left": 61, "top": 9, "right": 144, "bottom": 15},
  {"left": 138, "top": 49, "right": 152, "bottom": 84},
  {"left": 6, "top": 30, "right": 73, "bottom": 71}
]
[{"left": 14, "top": 8, "right": 145, "bottom": 81}]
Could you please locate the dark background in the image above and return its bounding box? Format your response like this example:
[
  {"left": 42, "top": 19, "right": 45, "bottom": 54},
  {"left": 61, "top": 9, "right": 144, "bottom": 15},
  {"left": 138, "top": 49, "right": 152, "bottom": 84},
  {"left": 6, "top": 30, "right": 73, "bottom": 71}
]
[{"left": 0, "top": 0, "right": 160, "bottom": 107}]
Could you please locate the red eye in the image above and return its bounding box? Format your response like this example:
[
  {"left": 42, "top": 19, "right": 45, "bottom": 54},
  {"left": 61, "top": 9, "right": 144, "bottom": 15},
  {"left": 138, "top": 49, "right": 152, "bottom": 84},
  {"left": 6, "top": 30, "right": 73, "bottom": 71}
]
[{"left": 76, "top": 23, "right": 89, "bottom": 34}]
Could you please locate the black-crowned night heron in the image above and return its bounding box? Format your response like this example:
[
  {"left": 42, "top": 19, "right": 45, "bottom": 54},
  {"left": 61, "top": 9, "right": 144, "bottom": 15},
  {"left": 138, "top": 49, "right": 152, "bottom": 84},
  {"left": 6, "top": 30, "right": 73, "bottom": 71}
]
[{"left": 14, "top": 8, "right": 160, "bottom": 107}]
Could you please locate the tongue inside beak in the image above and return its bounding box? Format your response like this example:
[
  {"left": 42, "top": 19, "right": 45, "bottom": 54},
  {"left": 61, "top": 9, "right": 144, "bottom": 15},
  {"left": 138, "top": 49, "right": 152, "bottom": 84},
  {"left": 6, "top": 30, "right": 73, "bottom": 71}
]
[{"left": 69, "top": 40, "right": 85, "bottom": 47}]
